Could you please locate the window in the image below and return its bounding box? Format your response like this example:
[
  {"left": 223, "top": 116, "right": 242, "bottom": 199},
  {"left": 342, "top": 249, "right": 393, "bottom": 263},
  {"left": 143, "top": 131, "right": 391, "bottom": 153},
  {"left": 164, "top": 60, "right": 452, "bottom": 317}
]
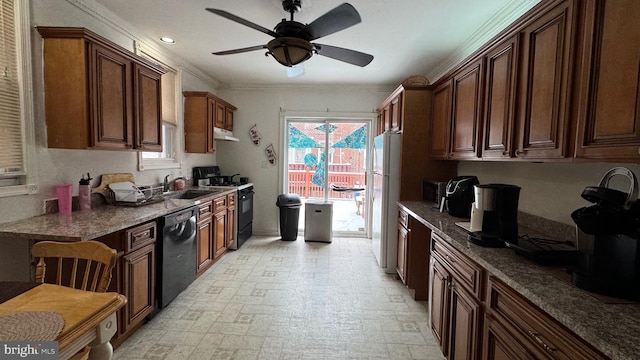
[
  {"left": 136, "top": 42, "right": 181, "bottom": 171},
  {"left": 0, "top": 0, "right": 37, "bottom": 196}
]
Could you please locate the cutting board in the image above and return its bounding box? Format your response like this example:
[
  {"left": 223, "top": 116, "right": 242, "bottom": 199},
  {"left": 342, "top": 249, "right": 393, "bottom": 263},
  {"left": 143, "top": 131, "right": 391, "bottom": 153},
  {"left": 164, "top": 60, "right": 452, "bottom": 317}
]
[{"left": 92, "top": 173, "right": 135, "bottom": 202}]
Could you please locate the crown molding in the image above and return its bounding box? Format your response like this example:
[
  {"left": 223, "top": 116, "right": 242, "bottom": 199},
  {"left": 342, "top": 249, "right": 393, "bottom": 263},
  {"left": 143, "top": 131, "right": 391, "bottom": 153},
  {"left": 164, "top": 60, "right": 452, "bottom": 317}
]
[
  {"left": 64, "top": 0, "right": 221, "bottom": 89},
  {"left": 426, "top": 0, "right": 541, "bottom": 83},
  {"left": 224, "top": 82, "right": 396, "bottom": 93}
]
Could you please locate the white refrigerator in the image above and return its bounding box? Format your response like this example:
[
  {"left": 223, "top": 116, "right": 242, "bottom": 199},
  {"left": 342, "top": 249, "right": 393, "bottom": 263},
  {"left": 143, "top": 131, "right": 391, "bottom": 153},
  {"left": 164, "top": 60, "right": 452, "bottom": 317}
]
[{"left": 371, "top": 132, "right": 402, "bottom": 274}]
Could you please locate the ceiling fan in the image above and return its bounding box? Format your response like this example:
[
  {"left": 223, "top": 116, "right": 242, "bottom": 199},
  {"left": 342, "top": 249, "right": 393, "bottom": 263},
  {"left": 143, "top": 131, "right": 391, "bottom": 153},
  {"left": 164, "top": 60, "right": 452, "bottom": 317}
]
[{"left": 206, "top": 1, "right": 374, "bottom": 68}]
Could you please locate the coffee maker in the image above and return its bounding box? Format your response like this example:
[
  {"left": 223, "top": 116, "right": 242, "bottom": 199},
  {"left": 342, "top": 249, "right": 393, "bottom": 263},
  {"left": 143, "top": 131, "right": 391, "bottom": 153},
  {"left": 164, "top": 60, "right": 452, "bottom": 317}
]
[{"left": 469, "top": 184, "right": 521, "bottom": 247}]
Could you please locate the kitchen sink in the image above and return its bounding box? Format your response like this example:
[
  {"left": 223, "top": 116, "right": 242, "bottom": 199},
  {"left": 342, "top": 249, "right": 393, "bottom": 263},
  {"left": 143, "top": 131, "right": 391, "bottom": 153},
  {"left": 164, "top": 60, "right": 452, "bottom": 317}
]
[{"left": 162, "top": 189, "right": 216, "bottom": 200}]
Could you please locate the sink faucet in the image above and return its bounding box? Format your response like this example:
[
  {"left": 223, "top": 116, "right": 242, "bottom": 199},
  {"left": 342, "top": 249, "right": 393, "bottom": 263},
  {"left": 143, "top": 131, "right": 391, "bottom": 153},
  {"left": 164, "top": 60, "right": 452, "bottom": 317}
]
[{"left": 163, "top": 174, "right": 172, "bottom": 192}]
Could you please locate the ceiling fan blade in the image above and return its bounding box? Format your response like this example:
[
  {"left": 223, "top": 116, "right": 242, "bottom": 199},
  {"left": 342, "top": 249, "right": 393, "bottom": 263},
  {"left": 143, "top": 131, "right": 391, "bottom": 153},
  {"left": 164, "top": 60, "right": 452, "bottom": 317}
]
[
  {"left": 303, "top": 3, "right": 362, "bottom": 41},
  {"left": 313, "top": 43, "right": 373, "bottom": 67},
  {"left": 206, "top": 8, "right": 279, "bottom": 37},
  {"left": 212, "top": 45, "right": 267, "bottom": 55}
]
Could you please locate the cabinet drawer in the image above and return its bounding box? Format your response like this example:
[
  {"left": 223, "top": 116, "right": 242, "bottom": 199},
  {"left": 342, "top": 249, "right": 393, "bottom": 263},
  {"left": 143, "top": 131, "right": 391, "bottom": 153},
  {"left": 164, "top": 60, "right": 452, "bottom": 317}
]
[
  {"left": 398, "top": 208, "right": 409, "bottom": 228},
  {"left": 125, "top": 221, "right": 156, "bottom": 253},
  {"left": 227, "top": 193, "right": 236, "bottom": 207},
  {"left": 213, "top": 196, "right": 227, "bottom": 213},
  {"left": 487, "top": 276, "right": 606, "bottom": 360},
  {"left": 198, "top": 201, "right": 213, "bottom": 218},
  {"left": 431, "top": 233, "right": 482, "bottom": 298}
]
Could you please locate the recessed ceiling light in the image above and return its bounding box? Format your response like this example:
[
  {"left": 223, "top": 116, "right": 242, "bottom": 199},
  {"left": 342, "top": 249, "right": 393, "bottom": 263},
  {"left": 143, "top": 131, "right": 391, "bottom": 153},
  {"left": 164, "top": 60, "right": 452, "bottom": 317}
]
[{"left": 160, "top": 37, "right": 175, "bottom": 44}]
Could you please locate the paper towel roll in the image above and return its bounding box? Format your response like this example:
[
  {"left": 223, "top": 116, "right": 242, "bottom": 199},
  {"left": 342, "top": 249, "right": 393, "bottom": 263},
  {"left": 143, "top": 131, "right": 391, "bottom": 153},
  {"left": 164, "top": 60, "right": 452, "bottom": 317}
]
[{"left": 470, "top": 203, "right": 484, "bottom": 232}]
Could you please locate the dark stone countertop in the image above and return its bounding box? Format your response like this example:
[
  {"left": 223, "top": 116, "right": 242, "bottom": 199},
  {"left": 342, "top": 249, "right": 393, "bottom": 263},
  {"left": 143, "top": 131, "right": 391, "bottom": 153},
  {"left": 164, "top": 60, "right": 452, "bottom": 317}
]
[
  {"left": 0, "top": 188, "right": 234, "bottom": 241},
  {"left": 399, "top": 200, "right": 640, "bottom": 360}
]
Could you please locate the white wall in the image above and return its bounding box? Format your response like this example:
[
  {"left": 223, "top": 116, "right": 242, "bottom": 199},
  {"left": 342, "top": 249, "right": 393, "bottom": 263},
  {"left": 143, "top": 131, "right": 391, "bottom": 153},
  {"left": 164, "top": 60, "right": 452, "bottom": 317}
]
[{"left": 216, "top": 86, "right": 391, "bottom": 235}]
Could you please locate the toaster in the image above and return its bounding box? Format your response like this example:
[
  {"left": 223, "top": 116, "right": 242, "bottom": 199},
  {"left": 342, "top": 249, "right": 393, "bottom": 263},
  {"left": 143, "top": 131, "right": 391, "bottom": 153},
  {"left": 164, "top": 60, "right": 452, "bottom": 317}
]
[
  {"left": 445, "top": 176, "right": 479, "bottom": 218},
  {"left": 423, "top": 180, "right": 448, "bottom": 206}
]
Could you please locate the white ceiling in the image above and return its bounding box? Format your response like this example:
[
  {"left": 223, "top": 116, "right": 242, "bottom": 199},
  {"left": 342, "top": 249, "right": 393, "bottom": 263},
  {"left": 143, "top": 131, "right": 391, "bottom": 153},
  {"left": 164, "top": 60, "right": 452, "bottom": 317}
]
[{"left": 94, "top": 0, "right": 538, "bottom": 87}]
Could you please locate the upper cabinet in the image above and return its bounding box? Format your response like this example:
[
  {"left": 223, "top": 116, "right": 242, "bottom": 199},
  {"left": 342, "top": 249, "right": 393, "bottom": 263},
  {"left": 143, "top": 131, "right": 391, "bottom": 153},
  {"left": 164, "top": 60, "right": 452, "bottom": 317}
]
[
  {"left": 183, "top": 91, "right": 237, "bottom": 153},
  {"left": 514, "top": 0, "right": 576, "bottom": 160},
  {"left": 574, "top": 0, "right": 640, "bottom": 161},
  {"left": 430, "top": 81, "right": 453, "bottom": 159},
  {"left": 450, "top": 58, "right": 484, "bottom": 160},
  {"left": 481, "top": 35, "right": 519, "bottom": 159},
  {"left": 376, "top": 89, "right": 403, "bottom": 135},
  {"left": 37, "top": 27, "right": 164, "bottom": 151}
]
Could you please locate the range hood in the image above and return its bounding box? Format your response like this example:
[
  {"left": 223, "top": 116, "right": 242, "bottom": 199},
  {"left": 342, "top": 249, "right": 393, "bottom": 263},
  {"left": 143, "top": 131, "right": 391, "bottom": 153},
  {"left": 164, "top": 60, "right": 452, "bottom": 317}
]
[{"left": 214, "top": 128, "right": 239, "bottom": 142}]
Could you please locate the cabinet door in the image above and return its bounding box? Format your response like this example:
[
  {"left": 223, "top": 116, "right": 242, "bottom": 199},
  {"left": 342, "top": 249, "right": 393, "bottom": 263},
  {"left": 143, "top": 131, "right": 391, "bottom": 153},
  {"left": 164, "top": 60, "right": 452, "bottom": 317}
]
[
  {"left": 225, "top": 107, "right": 234, "bottom": 131},
  {"left": 207, "top": 97, "right": 216, "bottom": 153},
  {"left": 515, "top": 0, "right": 575, "bottom": 159},
  {"left": 133, "top": 63, "right": 162, "bottom": 152},
  {"left": 196, "top": 217, "right": 213, "bottom": 275},
  {"left": 483, "top": 315, "right": 536, "bottom": 360},
  {"left": 431, "top": 81, "right": 453, "bottom": 159},
  {"left": 391, "top": 96, "right": 403, "bottom": 132},
  {"left": 215, "top": 102, "right": 225, "bottom": 129},
  {"left": 430, "top": 257, "right": 451, "bottom": 355},
  {"left": 122, "top": 243, "right": 155, "bottom": 332},
  {"left": 226, "top": 205, "right": 236, "bottom": 249},
  {"left": 450, "top": 58, "right": 483, "bottom": 160},
  {"left": 397, "top": 223, "right": 408, "bottom": 283},
  {"left": 448, "top": 281, "right": 482, "bottom": 360},
  {"left": 382, "top": 104, "right": 392, "bottom": 132},
  {"left": 90, "top": 43, "right": 133, "bottom": 150},
  {"left": 482, "top": 36, "right": 519, "bottom": 159},
  {"left": 575, "top": 0, "right": 640, "bottom": 161},
  {"left": 213, "top": 210, "right": 227, "bottom": 259}
]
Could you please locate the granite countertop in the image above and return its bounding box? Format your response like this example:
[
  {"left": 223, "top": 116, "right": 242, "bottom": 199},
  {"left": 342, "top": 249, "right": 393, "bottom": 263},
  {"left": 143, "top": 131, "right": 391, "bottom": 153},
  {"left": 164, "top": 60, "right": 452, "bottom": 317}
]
[
  {"left": 0, "top": 188, "right": 234, "bottom": 242},
  {"left": 399, "top": 200, "right": 640, "bottom": 360}
]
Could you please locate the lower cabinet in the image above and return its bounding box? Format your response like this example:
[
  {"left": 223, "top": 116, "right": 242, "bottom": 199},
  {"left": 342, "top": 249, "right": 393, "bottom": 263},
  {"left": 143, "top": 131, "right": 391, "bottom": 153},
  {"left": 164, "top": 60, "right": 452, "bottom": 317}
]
[
  {"left": 397, "top": 208, "right": 431, "bottom": 300},
  {"left": 430, "top": 232, "right": 483, "bottom": 360},
  {"left": 196, "top": 193, "right": 231, "bottom": 277},
  {"left": 483, "top": 276, "right": 607, "bottom": 360},
  {"left": 96, "top": 220, "right": 157, "bottom": 347},
  {"left": 196, "top": 200, "right": 214, "bottom": 276}
]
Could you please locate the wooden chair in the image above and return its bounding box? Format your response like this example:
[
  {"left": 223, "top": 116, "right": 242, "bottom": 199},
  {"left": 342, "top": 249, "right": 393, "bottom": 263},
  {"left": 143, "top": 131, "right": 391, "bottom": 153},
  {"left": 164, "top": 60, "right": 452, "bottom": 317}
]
[{"left": 31, "top": 240, "right": 117, "bottom": 293}]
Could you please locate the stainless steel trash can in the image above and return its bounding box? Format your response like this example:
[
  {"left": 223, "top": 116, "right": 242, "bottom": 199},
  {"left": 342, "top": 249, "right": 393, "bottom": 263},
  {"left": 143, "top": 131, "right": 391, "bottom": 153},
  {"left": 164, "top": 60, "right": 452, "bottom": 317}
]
[{"left": 304, "top": 200, "right": 333, "bottom": 243}]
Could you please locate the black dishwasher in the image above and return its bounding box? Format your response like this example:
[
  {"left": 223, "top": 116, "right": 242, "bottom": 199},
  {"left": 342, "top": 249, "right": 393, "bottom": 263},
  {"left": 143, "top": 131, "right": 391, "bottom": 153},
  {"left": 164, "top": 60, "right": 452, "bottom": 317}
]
[{"left": 156, "top": 206, "right": 198, "bottom": 309}]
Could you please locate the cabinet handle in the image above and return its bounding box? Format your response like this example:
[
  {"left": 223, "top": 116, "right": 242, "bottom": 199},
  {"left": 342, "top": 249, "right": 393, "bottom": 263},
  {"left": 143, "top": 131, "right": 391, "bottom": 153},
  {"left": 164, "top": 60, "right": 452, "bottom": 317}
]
[
  {"left": 515, "top": 150, "right": 524, "bottom": 157},
  {"left": 527, "top": 330, "right": 555, "bottom": 353},
  {"left": 125, "top": 144, "right": 133, "bottom": 149},
  {"left": 447, "top": 281, "right": 454, "bottom": 290},
  {"left": 445, "top": 254, "right": 455, "bottom": 263},
  {"left": 502, "top": 150, "right": 509, "bottom": 156}
]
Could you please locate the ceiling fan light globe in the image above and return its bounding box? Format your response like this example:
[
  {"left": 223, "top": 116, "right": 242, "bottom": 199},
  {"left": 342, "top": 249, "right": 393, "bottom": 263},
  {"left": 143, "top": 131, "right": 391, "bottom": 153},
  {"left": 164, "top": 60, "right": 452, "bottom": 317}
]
[{"left": 267, "top": 37, "right": 313, "bottom": 67}]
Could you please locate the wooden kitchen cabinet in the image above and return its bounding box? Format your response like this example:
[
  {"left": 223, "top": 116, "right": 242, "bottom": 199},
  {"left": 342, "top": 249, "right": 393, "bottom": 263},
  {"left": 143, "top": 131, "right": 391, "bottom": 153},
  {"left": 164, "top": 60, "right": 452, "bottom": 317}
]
[
  {"left": 450, "top": 58, "right": 484, "bottom": 160},
  {"left": 95, "top": 220, "right": 157, "bottom": 347},
  {"left": 37, "top": 27, "right": 164, "bottom": 151},
  {"left": 396, "top": 208, "right": 431, "bottom": 300},
  {"left": 514, "top": 0, "right": 576, "bottom": 160},
  {"left": 573, "top": 0, "right": 640, "bottom": 161},
  {"left": 430, "top": 81, "right": 453, "bottom": 160},
  {"left": 483, "top": 276, "right": 607, "bottom": 360},
  {"left": 481, "top": 35, "right": 519, "bottom": 159},
  {"left": 430, "top": 232, "right": 483, "bottom": 360},
  {"left": 378, "top": 81, "right": 457, "bottom": 201},
  {"left": 376, "top": 90, "right": 403, "bottom": 134},
  {"left": 183, "top": 91, "right": 237, "bottom": 153},
  {"left": 196, "top": 201, "right": 214, "bottom": 276},
  {"left": 226, "top": 193, "right": 236, "bottom": 249},
  {"left": 213, "top": 195, "right": 227, "bottom": 260}
]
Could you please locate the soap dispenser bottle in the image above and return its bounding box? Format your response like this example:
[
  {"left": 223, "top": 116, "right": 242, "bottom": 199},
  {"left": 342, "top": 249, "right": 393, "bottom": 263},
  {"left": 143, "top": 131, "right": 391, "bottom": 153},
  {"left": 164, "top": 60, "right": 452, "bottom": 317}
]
[{"left": 79, "top": 173, "right": 92, "bottom": 210}]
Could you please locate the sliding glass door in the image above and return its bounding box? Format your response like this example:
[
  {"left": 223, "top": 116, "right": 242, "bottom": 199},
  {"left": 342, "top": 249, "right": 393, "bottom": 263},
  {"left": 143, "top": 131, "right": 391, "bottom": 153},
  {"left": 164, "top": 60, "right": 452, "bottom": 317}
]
[{"left": 285, "top": 118, "right": 370, "bottom": 236}]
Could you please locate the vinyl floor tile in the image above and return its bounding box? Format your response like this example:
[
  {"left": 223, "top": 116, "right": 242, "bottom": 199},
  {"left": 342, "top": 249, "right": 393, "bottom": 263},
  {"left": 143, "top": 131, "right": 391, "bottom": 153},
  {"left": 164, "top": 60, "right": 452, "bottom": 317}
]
[{"left": 113, "top": 236, "right": 445, "bottom": 360}]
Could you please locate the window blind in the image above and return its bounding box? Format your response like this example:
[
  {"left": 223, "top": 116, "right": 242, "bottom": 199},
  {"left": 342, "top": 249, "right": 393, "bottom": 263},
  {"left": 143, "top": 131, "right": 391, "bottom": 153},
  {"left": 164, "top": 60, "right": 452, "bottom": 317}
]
[{"left": 0, "top": 0, "right": 24, "bottom": 176}]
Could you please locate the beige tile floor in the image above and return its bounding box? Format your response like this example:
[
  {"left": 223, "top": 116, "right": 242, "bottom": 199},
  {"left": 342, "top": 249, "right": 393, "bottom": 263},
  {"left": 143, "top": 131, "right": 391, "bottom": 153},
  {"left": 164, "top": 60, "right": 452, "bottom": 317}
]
[{"left": 113, "top": 236, "right": 445, "bottom": 360}]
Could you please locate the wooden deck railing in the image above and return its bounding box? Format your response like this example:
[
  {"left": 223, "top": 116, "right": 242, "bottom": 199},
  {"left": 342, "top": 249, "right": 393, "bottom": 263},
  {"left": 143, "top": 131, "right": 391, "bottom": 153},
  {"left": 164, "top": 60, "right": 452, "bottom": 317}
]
[{"left": 288, "top": 169, "right": 365, "bottom": 199}]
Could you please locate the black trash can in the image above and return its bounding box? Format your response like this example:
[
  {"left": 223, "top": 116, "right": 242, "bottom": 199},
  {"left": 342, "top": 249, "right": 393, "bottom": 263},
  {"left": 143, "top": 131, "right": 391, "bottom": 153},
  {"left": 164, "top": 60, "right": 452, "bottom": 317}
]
[{"left": 276, "top": 194, "right": 302, "bottom": 241}]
